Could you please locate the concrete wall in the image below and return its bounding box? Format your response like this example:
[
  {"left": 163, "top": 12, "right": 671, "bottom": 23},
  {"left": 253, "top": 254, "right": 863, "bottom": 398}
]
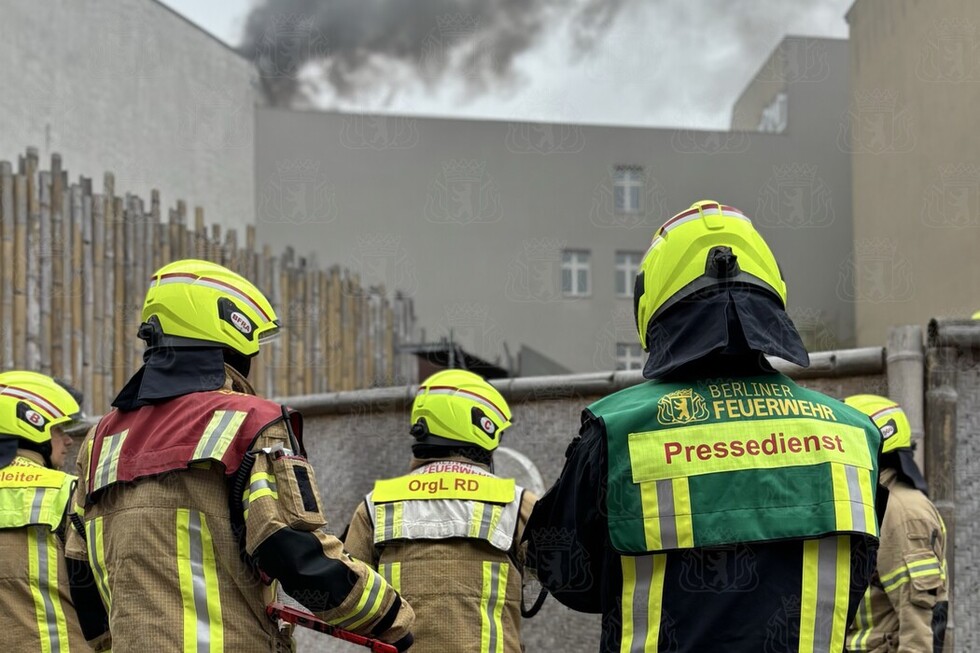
[
  {"left": 256, "top": 37, "right": 854, "bottom": 374},
  {"left": 285, "top": 353, "right": 886, "bottom": 651},
  {"left": 847, "top": 0, "right": 980, "bottom": 345},
  {"left": 0, "top": 0, "right": 259, "bottom": 229}
]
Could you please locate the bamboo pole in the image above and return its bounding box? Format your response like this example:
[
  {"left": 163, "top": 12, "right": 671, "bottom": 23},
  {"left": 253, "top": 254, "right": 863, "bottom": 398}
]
[
  {"left": 25, "top": 159, "right": 41, "bottom": 371},
  {"left": 91, "top": 194, "right": 106, "bottom": 411},
  {"left": 81, "top": 190, "right": 94, "bottom": 415},
  {"left": 112, "top": 196, "right": 125, "bottom": 389},
  {"left": 70, "top": 184, "right": 84, "bottom": 385},
  {"left": 326, "top": 267, "right": 342, "bottom": 391},
  {"left": 102, "top": 175, "right": 116, "bottom": 404},
  {"left": 50, "top": 157, "right": 65, "bottom": 378},
  {"left": 124, "top": 195, "right": 138, "bottom": 374},
  {"left": 0, "top": 162, "right": 12, "bottom": 369},
  {"left": 13, "top": 174, "right": 27, "bottom": 368},
  {"left": 39, "top": 171, "right": 53, "bottom": 375}
]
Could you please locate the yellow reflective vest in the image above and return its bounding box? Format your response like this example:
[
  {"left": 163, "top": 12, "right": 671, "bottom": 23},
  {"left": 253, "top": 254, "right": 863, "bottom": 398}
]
[{"left": 0, "top": 453, "right": 89, "bottom": 652}]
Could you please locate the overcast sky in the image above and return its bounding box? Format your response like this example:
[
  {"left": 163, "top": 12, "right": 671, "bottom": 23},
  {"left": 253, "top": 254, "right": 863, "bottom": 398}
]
[{"left": 159, "top": 0, "right": 853, "bottom": 129}]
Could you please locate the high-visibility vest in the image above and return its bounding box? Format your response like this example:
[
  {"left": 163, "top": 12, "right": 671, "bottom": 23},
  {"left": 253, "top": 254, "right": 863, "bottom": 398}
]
[
  {"left": 366, "top": 462, "right": 525, "bottom": 552},
  {"left": 86, "top": 389, "right": 297, "bottom": 502},
  {"left": 0, "top": 456, "right": 77, "bottom": 653},
  {"left": 591, "top": 373, "right": 881, "bottom": 553}
]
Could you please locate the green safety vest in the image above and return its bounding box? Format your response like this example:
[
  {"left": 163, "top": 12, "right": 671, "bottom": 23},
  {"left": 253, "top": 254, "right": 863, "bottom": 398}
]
[
  {"left": 0, "top": 456, "right": 74, "bottom": 532},
  {"left": 592, "top": 373, "right": 881, "bottom": 554}
]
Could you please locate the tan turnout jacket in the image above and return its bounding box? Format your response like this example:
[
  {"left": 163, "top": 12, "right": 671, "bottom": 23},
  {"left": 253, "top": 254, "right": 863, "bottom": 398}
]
[
  {"left": 0, "top": 450, "right": 91, "bottom": 652},
  {"left": 846, "top": 467, "right": 948, "bottom": 652},
  {"left": 65, "top": 368, "right": 412, "bottom": 652},
  {"left": 345, "top": 457, "right": 537, "bottom": 653}
]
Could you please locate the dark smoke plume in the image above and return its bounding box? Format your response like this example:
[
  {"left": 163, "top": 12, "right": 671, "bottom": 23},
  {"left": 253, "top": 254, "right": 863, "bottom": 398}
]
[{"left": 240, "top": 0, "right": 634, "bottom": 106}]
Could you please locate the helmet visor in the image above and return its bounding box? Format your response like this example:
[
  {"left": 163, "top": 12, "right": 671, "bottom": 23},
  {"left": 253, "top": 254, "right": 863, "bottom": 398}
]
[{"left": 257, "top": 320, "right": 281, "bottom": 344}]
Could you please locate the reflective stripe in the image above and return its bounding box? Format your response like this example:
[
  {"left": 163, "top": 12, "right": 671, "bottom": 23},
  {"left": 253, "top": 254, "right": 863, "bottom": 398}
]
[
  {"left": 831, "top": 463, "right": 875, "bottom": 536},
  {"left": 28, "top": 524, "right": 70, "bottom": 653},
  {"left": 422, "top": 387, "right": 507, "bottom": 423},
  {"left": 880, "top": 557, "right": 944, "bottom": 592},
  {"left": 242, "top": 473, "right": 278, "bottom": 520},
  {"left": 379, "top": 562, "right": 401, "bottom": 593},
  {"left": 799, "top": 536, "right": 850, "bottom": 652},
  {"left": 177, "top": 509, "right": 223, "bottom": 653},
  {"left": 335, "top": 569, "right": 387, "bottom": 630},
  {"left": 619, "top": 554, "right": 665, "bottom": 652},
  {"left": 846, "top": 590, "right": 875, "bottom": 651},
  {"left": 480, "top": 561, "right": 508, "bottom": 653},
  {"left": 372, "top": 493, "right": 520, "bottom": 551},
  {"left": 85, "top": 517, "right": 111, "bottom": 608},
  {"left": 94, "top": 430, "right": 128, "bottom": 491},
  {"left": 193, "top": 410, "right": 248, "bottom": 462},
  {"left": 473, "top": 503, "right": 502, "bottom": 540},
  {"left": 374, "top": 502, "right": 405, "bottom": 542},
  {"left": 640, "top": 478, "right": 693, "bottom": 550}
]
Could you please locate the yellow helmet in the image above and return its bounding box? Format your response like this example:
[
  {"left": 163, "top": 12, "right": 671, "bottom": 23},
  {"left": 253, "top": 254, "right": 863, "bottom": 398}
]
[
  {"left": 141, "top": 259, "right": 279, "bottom": 357},
  {"left": 410, "top": 370, "right": 512, "bottom": 452},
  {"left": 634, "top": 201, "right": 787, "bottom": 350},
  {"left": 844, "top": 394, "right": 911, "bottom": 454},
  {"left": 973, "top": 310, "right": 980, "bottom": 319},
  {"left": 0, "top": 371, "right": 82, "bottom": 446}
]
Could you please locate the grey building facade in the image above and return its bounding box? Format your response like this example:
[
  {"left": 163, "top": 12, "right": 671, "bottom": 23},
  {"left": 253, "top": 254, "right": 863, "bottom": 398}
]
[
  {"left": 0, "top": 0, "right": 260, "bottom": 228},
  {"left": 256, "top": 37, "right": 853, "bottom": 374}
]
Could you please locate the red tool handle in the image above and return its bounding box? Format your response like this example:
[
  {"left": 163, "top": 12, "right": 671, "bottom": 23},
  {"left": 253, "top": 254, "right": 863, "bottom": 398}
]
[{"left": 267, "top": 603, "right": 398, "bottom": 653}]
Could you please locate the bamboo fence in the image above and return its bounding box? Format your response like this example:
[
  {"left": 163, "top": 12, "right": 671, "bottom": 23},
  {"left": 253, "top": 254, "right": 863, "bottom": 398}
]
[{"left": 0, "top": 148, "right": 416, "bottom": 415}]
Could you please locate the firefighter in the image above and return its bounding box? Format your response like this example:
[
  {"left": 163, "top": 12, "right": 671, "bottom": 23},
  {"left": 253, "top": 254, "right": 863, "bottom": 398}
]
[
  {"left": 63, "top": 259, "right": 414, "bottom": 652},
  {"left": 0, "top": 371, "right": 91, "bottom": 651},
  {"left": 525, "top": 200, "right": 883, "bottom": 651},
  {"left": 844, "top": 394, "right": 948, "bottom": 653},
  {"left": 344, "top": 369, "right": 537, "bottom": 653}
]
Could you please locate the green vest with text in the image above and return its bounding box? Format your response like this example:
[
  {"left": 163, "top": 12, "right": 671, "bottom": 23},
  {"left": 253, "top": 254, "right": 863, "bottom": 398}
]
[{"left": 592, "top": 373, "right": 881, "bottom": 554}]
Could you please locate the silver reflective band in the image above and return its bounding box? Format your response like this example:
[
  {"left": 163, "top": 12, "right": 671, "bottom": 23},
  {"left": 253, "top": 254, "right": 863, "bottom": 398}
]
[
  {"left": 655, "top": 479, "right": 677, "bottom": 550},
  {"left": 844, "top": 465, "right": 866, "bottom": 534},
  {"left": 188, "top": 511, "right": 212, "bottom": 653}
]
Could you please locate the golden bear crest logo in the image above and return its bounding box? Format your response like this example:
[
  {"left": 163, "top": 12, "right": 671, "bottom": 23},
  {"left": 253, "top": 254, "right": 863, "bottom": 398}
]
[{"left": 657, "top": 388, "right": 710, "bottom": 425}]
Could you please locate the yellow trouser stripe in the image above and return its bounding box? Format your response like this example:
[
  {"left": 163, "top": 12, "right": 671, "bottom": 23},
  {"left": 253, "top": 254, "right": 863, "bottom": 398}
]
[
  {"left": 28, "top": 521, "right": 70, "bottom": 653},
  {"left": 379, "top": 562, "right": 402, "bottom": 593},
  {"left": 177, "top": 509, "right": 223, "bottom": 653},
  {"left": 846, "top": 589, "right": 875, "bottom": 650},
  {"left": 480, "top": 561, "right": 509, "bottom": 653},
  {"left": 336, "top": 568, "right": 387, "bottom": 630},
  {"left": 85, "top": 517, "right": 111, "bottom": 608},
  {"left": 619, "top": 554, "right": 666, "bottom": 652},
  {"left": 799, "top": 536, "right": 850, "bottom": 652}
]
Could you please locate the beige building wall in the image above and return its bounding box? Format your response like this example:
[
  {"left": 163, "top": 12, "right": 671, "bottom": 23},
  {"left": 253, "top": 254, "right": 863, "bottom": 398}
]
[
  {"left": 0, "top": 0, "right": 260, "bottom": 229},
  {"left": 848, "top": 0, "right": 980, "bottom": 345},
  {"left": 256, "top": 38, "right": 855, "bottom": 374}
]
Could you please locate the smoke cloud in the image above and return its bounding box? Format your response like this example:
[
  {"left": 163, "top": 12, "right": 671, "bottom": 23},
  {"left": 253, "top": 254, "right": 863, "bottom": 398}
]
[{"left": 239, "top": 0, "right": 635, "bottom": 106}]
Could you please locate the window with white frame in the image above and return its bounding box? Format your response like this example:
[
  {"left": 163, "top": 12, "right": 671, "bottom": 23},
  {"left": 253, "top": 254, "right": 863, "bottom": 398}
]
[
  {"left": 614, "top": 166, "right": 643, "bottom": 214},
  {"left": 615, "top": 251, "right": 643, "bottom": 297},
  {"left": 616, "top": 343, "right": 644, "bottom": 371},
  {"left": 561, "top": 250, "right": 591, "bottom": 297}
]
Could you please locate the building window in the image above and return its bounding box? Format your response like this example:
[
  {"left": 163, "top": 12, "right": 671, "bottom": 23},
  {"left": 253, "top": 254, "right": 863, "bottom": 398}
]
[
  {"left": 616, "top": 343, "right": 644, "bottom": 371},
  {"left": 561, "top": 250, "right": 591, "bottom": 297},
  {"left": 614, "top": 166, "right": 643, "bottom": 214},
  {"left": 615, "top": 251, "right": 643, "bottom": 297}
]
